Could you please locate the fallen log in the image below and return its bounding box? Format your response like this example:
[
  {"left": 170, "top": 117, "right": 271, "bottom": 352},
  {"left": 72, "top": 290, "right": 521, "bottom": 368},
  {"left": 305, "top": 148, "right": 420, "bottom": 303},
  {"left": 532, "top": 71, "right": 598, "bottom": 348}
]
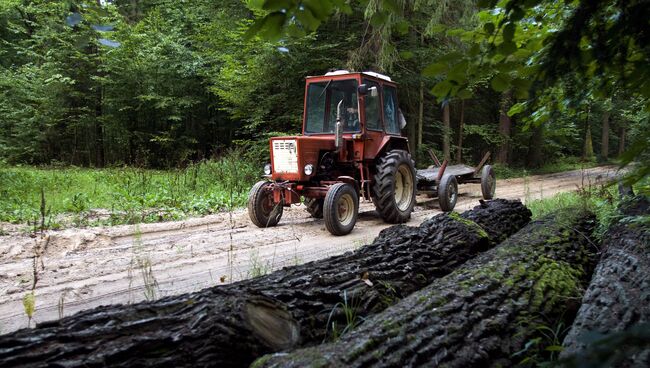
[
  {"left": 0, "top": 199, "right": 530, "bottom": 368},
  {"left": 258, "top": 208, "right": 598, "bottom": 368},
  {"left": 0, "top": 289, "right": 299, "bottom": 368},
  {"left": 561, "top": 196, "right": 650, "bottom": 367},
  {"left": 246, "top": 199, "right": 531, "bottom": 343}
]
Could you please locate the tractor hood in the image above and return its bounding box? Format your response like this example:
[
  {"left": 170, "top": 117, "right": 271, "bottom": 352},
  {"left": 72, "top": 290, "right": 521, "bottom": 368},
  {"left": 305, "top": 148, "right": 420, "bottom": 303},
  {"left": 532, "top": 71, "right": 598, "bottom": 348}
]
[{"left": 269, "top": 135, "right": 336, "bottom": 181}]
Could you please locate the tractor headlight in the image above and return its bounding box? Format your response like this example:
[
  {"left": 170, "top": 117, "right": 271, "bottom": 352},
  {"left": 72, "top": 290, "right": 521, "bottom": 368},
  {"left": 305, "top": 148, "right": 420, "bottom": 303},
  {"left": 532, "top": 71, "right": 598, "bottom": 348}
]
[
  {"left": 304, "top": 164, "right": 314, "bottom": 176},
  {"left": 264, "top": 163, "right": 272, "bottom": 175}
]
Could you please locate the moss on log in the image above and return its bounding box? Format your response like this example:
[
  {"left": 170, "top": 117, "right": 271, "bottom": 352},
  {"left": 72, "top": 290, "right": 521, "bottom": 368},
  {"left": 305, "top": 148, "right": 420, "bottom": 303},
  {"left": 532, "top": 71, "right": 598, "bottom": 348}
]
[
  {"left": 0, "top": 199, "right": 530, "bottom": 368},
  {"left": 258, "top": 209, "right": 598, "bottom": 368},
  {"left": 561, "top": 196, "right": 650, "bottom": 367}
]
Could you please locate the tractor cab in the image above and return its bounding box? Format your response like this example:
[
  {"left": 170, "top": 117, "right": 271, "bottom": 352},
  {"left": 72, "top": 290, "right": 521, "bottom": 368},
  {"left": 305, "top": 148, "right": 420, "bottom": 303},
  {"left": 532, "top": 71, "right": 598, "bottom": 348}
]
[{"left": 303, "top": 70, "right": 404, "bottom": 138}]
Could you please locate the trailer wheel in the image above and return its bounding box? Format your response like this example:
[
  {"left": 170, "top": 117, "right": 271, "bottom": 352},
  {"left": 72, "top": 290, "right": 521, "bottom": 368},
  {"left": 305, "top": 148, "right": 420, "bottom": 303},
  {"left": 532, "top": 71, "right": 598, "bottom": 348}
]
[
  {"left": 438, "top": 174, "right": 458, "bottom": 212},
  {"left": 304, "top": 198, "right": 324, "bottom": 218},
  {"left": 373, "top": 150, "right": 417, "bottom": 223},
  {"left": 248, "top": 181, "right": 283, "bottom": 227},
  {"left": 481, "top": 164, "right": 496, "bottom": 200},
  {"left": 324, "top": 183, "right": 358, "bottom": 236}
]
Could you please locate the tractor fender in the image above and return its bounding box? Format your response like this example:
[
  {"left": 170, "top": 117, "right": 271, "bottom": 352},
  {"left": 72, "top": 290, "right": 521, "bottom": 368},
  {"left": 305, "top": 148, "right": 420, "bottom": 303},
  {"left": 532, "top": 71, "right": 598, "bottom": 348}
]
[
  {"left": 370, "top": 136, "right": 410, "bottom": 160},
  {"left": 336, "top": 176, "right": 360, "bottom": 194}
]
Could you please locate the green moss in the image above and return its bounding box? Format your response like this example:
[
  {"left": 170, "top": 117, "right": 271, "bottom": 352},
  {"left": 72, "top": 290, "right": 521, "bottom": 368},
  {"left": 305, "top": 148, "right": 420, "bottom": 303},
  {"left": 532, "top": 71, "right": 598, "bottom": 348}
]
[
  {"left": 448, "top": 212, "right": 489, "bottom": 239},
  {"left": 249, "top": 354, "right": 273, "bottom": 368}
]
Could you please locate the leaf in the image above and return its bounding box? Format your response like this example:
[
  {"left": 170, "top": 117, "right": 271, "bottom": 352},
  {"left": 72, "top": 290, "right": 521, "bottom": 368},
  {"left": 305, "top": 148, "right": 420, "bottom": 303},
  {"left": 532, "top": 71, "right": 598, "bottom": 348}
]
[
  {"left": 399, "top": 51, "right": 414, "bottom": 60},
  {"left": 457, "top": 88, "right": 473, "bottom": 99},
  {"left": 508, "top": 102, "right": 526, "bottom": 116},
  {"left": 483, "top": 22, "right": 495, "bottom": 35},
  {"left": 295, "top": 7, "right": 321, "bottom": 31},
  {"left": 490, "top": 73, "right": 510, "bottom": 92},
  {"left": 431, "top": 80, "right": 453, "bottom": 98},
  {"left": 381, "top": 0, "right": 401, "bottom": 14},
  {"left": 428, "top": 24, "right": 446, "bottom": 34},
  {"left": 262, "top": 0, "right": 292, "bottom": 12},
  {"left": 503, "top": 23, "right": 516, "bottom": 42},
  {"left": 370, "top": 11, "right": 388, "bottom": 27},
  {"left": 245, "top": 11, "right": 288, "bottom": 41},
  {"left": 497, "top": 40, "right": 518, "bottom": 55},
  {"left": 422, "top": 63, "right": 447, "bottom": 77},
  {"left": 395, "top": 20, "right": 409, "bottom": 35},
  {"left": 545, "top": 345, "right": 564, "bottom": 352},
  {"left": 23, "top": 292, "right": 35, "bottom": 318}
]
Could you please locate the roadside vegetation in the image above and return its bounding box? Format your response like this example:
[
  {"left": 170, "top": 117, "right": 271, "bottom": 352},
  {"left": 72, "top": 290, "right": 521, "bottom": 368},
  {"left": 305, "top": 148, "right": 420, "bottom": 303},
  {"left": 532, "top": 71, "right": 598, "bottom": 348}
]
[{"left": 0, "top": 150, "right": 258, "bottom": 228}]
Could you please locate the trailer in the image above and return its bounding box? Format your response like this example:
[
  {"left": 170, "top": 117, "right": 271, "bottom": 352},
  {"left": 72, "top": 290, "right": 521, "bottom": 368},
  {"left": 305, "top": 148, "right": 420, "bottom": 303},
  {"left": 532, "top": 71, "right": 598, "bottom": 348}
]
[{"left": 416, "top": 150, "right": 496, "bottom": 211}]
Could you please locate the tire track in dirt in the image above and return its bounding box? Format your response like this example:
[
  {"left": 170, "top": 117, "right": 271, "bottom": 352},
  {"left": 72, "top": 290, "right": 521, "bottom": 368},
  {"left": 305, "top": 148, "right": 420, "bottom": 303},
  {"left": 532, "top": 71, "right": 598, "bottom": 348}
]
[{"left": 0, "top": 166, "right": 620, "bottom": 333}]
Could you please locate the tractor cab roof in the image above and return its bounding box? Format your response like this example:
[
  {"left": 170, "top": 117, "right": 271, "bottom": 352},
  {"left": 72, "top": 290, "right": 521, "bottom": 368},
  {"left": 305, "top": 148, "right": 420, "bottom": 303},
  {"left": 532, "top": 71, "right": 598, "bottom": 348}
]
[{"left": 305, "top": 70, "right": 396, "bottom": 85}]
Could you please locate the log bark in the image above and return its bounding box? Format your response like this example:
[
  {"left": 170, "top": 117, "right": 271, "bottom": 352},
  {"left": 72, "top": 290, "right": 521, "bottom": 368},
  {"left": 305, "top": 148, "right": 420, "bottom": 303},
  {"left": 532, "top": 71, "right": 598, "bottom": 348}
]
[
  {"left": 561, "top": 196, "right": 650, "bottom": 367},
  {"left": 259, "top": 209, "right": 598, "bottom": 368},
  {"left": 0, "top": 289, "right": 299, "bottom": 368},
  {"left": 0, "top": 200, "right": 530, "bottom": 368}
]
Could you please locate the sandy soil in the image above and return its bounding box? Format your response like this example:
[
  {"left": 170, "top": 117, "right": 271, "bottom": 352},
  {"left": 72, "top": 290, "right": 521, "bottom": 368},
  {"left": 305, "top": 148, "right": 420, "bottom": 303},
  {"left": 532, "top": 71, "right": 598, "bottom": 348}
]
[{"left": 0, "top": 166, "right": 620, "bottom": 334}]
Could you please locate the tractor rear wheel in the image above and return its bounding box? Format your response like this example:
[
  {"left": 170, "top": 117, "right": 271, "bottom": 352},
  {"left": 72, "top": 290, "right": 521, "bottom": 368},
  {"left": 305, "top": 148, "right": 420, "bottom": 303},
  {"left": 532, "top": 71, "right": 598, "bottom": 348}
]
[
  {"left": 304, "top": 198, "right": 324, "bottom": 218},
  {"left": 373, "top": 150, "right": 417, "bottom": 223},
  {"left": 481, "top": 164, "right": 496, "bottom": 200},
  {"left": 248, "top": 181, "right": 283, "bottom": 227},
  {"left": 437, "top": 174, "right": 458, "bottom": 212},
  {"left": 323, "top": 183, "right": 358, "bottom": 236}
]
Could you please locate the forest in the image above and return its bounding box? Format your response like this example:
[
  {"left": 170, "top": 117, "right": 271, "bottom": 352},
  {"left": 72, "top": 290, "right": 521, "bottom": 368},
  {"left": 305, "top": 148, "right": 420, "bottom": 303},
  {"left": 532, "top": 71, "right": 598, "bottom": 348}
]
[{"left": 0, "top": 0, "right": 647, "bottom": 173}]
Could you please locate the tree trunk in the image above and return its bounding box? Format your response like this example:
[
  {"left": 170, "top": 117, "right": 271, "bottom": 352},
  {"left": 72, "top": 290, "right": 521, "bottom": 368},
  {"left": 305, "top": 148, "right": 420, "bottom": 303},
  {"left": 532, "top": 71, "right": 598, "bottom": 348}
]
[
  {"left": 0, "top": 290, "right": 299, "bottom": 368},
  {"left": 456, "top": 99, "right": 465, "bottom": 164},
  {"left": 601, "top": 111, "right": 610, "bottom": 161},
  {"left": 417, "top": 80, "right": 424, "bottom": 148},
  {"left": 497, "top": 91, "right": 512, "bottom": 164},
  {"left": 561, "top": 197, "right": 650, "bottom": 367},
  {"left": 442, "top": 101, "right": 450, "bottom": 161},
  {"left": 260, "top": 210, "right": 598, "bottom": 368},
  {"left": 583, "top": 106, "right": 594, "bottom": 160},
  {"left": 618, "top": 126, "right": 626, "bottom": 156},
  {"left": 526, "top": 123, "right": 544, "bottom": 168},
  {"left": 0, "top": 201, "right": 531, "bottom": 368}
]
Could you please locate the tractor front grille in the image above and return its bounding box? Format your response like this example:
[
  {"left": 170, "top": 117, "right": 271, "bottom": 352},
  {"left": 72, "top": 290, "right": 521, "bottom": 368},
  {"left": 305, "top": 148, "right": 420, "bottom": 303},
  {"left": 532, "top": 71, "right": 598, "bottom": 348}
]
[{"left": 272, "top": 139, "right": 299, "bottom": 174}]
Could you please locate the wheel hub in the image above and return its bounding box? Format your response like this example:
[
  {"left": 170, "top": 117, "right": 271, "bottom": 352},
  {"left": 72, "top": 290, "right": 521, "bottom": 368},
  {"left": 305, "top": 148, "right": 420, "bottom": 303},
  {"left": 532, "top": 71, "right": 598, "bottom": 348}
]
[
  {"left": 395, "top": 164, "right": 414, "bottom": 212},
  {"left": 337, "top": 193, "right": 354, "bottom": 226}
]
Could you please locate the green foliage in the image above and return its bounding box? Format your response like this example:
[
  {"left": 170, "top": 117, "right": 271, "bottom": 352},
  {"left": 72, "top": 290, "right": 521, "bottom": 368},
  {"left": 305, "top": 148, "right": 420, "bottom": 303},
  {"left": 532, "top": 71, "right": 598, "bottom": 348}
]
[{"left": 0, "top": 149, "right": 260, "bottom": 226}]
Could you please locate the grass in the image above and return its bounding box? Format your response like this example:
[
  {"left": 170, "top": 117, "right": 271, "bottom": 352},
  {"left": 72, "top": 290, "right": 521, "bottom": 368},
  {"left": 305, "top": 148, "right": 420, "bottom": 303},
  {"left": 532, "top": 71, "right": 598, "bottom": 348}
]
[{"left": 0, "top": 149, "right": 260, "bottom": 228}]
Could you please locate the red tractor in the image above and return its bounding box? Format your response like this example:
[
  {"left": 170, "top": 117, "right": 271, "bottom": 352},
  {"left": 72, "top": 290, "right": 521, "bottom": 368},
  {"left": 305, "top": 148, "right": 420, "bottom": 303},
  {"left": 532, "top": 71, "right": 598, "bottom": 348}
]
[{"left": 248, "top": 70, "right": 488, "bottom": 235}]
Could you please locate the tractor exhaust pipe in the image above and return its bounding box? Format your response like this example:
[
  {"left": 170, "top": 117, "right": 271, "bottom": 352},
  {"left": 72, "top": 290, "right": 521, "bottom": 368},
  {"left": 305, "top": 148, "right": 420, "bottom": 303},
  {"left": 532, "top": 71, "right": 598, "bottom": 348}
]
[{"left": 335, "top": 100, "right": 343, "bottom": 152}]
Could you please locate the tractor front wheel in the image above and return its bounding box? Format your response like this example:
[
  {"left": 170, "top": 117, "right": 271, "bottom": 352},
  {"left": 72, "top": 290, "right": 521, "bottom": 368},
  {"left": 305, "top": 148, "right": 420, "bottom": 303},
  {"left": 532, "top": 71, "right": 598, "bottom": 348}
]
[
  {"left": 248, "top": 181, "right": 283, "bottom": 227},
  {"left": 373, "top": 150, "right": 417, "bottom": 223},
  {"left": 323, "top": 183, "right": 359, "bottom": 236}
]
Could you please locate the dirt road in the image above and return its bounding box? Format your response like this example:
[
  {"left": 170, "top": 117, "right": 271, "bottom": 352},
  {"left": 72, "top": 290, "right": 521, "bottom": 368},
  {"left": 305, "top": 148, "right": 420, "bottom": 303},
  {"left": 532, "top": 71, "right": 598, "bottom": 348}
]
[{"left": 0, "top": 166, "right": 619, "bottom": 333}]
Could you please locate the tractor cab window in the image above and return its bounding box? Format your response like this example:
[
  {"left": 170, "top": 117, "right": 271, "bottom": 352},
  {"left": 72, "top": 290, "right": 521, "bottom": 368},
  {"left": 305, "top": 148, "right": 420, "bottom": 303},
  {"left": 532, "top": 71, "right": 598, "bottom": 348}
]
[
  {"left": 305, "top": 79, "right": 360, "bottom": 134},
  {"left": 363, "top": 79, "right": 382, "bottom": 131},
  {"left": 384, "top": 86, "right": 400, "bottom": 134}
]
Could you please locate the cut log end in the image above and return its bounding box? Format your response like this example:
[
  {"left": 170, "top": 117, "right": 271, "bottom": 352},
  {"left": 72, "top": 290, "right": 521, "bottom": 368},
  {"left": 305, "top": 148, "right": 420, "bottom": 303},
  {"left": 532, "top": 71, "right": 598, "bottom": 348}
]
[{"left": 245, "top": 298, "right": 301, "bottom": 351}]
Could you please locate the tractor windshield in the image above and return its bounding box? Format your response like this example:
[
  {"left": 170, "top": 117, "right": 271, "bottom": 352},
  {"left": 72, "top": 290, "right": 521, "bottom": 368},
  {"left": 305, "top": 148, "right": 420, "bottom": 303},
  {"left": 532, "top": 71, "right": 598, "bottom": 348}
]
[{"left": 305, "top": 79, "right": 360, "bottom": 134}]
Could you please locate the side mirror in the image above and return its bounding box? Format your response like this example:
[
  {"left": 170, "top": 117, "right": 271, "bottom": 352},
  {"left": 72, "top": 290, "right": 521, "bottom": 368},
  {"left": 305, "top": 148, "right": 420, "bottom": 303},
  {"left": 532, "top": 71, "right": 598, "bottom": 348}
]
[
  {"left": 358, "top": 84, "right": 368, "bottom": 95},
  {"left": 358, "top": 84, "right": 379, "bottom": 97}
]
